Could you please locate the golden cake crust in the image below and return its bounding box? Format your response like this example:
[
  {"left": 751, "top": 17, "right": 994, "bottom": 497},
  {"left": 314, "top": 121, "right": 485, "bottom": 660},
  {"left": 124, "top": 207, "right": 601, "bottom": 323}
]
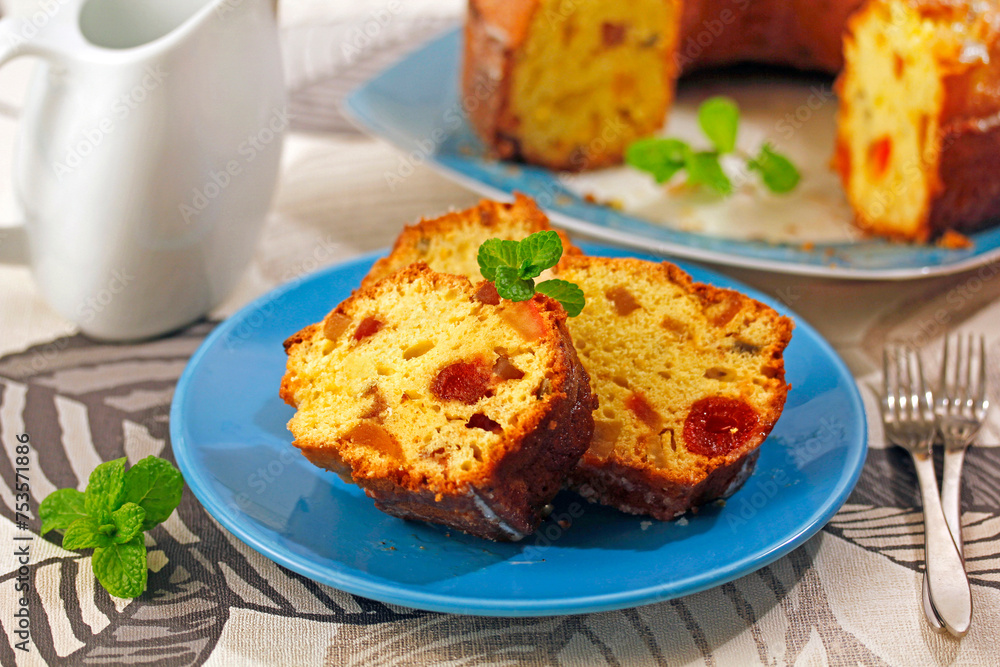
[
  {"left": 281, "top": 264, "right": 597, "bottom": 541},
  {"left": 362, "top": 193, "right": 581, "bottom": 289}
]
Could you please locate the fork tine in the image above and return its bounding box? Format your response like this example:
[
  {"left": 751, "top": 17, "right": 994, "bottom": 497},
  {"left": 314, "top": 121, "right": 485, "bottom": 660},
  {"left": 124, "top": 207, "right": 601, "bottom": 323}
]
[
  {"left": 885, "top": 346, "right": 902, "bottom": 422},
  {"left": 961, "top": 334, "right": 973, "bottom": 410},
  {"left": 899, "top": 346, "right": 920, "bottom": 420},
  {"left": 940, "top": 335, "right": 951, "bottom": 411},
  {"left": 975, "top": 334, "right": 987, "bottom": 408},
  {"left": 900, "top": 344, "right": 913, "bottom": 420},
  {"left": 915, "top": 348, "right": 932, "bottom": 420},
  {"left": 883, "top": 347, "right": 894, "bottom": 420}
]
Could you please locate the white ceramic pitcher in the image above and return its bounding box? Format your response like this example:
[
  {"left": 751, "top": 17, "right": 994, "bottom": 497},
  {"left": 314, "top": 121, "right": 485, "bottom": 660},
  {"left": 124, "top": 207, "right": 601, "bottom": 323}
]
[{"left": 0, "top": 0, "right": 284, "bottom": 340}]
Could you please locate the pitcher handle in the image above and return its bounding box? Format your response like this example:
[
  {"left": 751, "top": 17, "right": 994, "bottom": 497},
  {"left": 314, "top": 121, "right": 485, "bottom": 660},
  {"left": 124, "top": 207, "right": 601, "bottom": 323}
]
[{"left": 0, "top": 15, "right": 63, "bottom": 263}]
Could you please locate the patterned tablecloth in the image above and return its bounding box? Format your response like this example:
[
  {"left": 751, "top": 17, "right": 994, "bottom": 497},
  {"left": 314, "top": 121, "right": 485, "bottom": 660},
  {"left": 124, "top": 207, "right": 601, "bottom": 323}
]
[{"left": 1, "top": 3, "right": 999, "bottom": 665}]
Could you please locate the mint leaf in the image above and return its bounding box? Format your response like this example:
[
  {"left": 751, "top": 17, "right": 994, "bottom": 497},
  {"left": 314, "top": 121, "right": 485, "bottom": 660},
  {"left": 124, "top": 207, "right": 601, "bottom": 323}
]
[
  {"left": 494, "top": 265, "right": 535, "bottom": 301},
  {"left": 92, "top": 536, "right": 147, "bottom": 598},
  {"left": 698, "top": 96, "right": 739, "bottom": 154},
  {"left": 748, "top": 143, "right": 801, "bottom": 193},
  {"left": 62, "top": 516, "right": 111, "bottom": 550},
  {"left": 110, "top": 503, "right": 146, "bottom": 544},
  {"left": 84, "top": 458, "right": 127, "bottom": 520},
  {"left": 625, "top": 137, "right": 688, "bottom": 183},
  {"left": 478, "top": 233, "right": 585, "bottom": 316},
  {"left": 536, "top": 280, "right": 586, "bottom": 317},
  {"left": 516, "top": 230, "right": 563, "bottom": 279},
  {"left": 39, "top": 488, "right": 87, "bottom": 535},
  {"left": 122, "top": 456, "right": 184, "bottom": 530},
  {"left": 477, "top": 238, "right": 519, "bottom": 281},
  {"left": 685, "top": 149, "right": 732, "bottom": 195}
]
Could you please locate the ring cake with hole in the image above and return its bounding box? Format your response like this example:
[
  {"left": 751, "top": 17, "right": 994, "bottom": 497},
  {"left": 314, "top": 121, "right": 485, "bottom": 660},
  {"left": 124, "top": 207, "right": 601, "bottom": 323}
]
[
  {"left": 463, "top": 0, "right": 1000, "bottom": 240},
  {"left": 280, "top": 263, "right": 596, "bottom": 541}
]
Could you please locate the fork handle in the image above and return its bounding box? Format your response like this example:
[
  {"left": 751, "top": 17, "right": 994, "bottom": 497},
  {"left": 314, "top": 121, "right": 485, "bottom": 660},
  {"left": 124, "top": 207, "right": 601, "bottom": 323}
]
[
  {"left": 941, "top": 447, "right": 967, "bottom": 552},
  {"left": 912, "top": 452, "right": 972, "bottom": 637},
  {"left": 921, "top": 447, "right": 969, "bottom": 633}
]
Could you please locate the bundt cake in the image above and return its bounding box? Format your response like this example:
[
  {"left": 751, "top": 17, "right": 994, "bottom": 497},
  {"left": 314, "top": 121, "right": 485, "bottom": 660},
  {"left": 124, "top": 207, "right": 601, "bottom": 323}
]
[
  {"left": 462, "top": 0, "right": 1000, "bottom": 241},
  {"left": 362, "top": 193, "right": 581, "bottom": 289},
  {"left": 463, "top": 0, "right": 863, "bottom": 171},
  {"left": 364, "top": 195, "right": 793, "bottom": 521},
  {"left": 834, "top": 0, "right": 1000, "bottom": 241},
  {"left": 556, "top": 256, "right": 792, "bottom": 519},
  {"left": 280, "top": 264, "right": 596, "bottom": 541}
]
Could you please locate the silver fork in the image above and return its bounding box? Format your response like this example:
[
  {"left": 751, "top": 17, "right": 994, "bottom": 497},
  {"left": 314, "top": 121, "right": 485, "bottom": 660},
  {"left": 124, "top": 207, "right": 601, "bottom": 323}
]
[
  {"left": 881, "top": 344, "right": 972, "bottom": 637},
  {"left": 922, "top": 334, "right": 988, "bottom": 634}
]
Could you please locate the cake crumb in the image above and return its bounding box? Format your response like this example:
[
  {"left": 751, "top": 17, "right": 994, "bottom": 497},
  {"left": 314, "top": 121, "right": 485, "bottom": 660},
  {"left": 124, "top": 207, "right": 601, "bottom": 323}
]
[
  {"left": 937, "top": 229, "right": 974, "bottom": 250},
  {"left": 557, "top": 519, "right": 571, "bottom": 529},
  {"left": 676, "top": 517, "right": 689, "bottom": 526},
  {"left": 640, "top": 521, "right": 652, "bottom": 531}
]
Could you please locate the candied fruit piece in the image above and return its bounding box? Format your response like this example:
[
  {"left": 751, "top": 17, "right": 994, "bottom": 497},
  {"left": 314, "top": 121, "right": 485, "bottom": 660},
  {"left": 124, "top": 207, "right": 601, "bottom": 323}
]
[
  {"left": 344, "top": 421, "right": 403, "bottom": 461},
  {"left": 354, "top": 316, "right": 383, "bottom": 341},
  {"left": 867, "top": 136, "right": 892, "bottom": 179},
  {"left": 492, "top": 355, "right": 525, "bottom": 380},
  {"left": 705, "top": 292, "right": 742, "bottom": 327},
  {"left": 323, "top": 312, "right": 351, "bottom": 341},
  {"left": 625, "top": 392, "right": 663, "bottom": 432},
  {"left": 683, "top": 397, "right": 759, "bottom": 458},
  {"left": 601, "top": 21, "right": 627, "bottom": 46},
  {"left": 361, "top": 385, "right": 388, "bottom": 420},
  {"left": 474, "top": 282, "right": 501, "bottom": 305},
  {"left": 500, "top": 301, "right": 546, "bottom": 342},
  {"left": 431, "top": 360, "right": 492, "bottom": 404},
  {"left": 605, "top": 286, "right": 641, "bottom": 316},
  {"left": 590, "top": 420, "right": 622, "bottom": 457}
]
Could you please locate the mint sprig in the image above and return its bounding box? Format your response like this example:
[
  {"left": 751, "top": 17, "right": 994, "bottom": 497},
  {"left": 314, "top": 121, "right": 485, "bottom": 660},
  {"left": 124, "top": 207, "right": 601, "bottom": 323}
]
[
  {"left": 626, "top": 96, "right": 800, "bottom": 195},
  {"left": 477, "top": 231, "right": 585, "bottom": 317},
  {"left": 39, "top": 456, "right": 183, "bottom": 599}
]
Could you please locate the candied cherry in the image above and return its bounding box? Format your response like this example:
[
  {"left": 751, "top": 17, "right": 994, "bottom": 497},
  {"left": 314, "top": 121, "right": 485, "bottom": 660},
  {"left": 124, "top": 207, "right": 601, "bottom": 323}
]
[{"left": 683, "top": 397, "right": 759, "bottom": 458}]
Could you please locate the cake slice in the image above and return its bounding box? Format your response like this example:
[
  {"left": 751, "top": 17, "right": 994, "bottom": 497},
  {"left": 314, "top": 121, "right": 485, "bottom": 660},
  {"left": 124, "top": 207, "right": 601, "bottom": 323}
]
[
  {"left": 556, "top": 256, "right": 792, "bottom": 519},
  {"left": 364, "top": 196, "right": 793, "bottom": 520},
  {"left": 362, "top": 193, "right": 580, "bottom": 289},
  {"left": 280, "top": 264, "right": 596, "bottom": 541},
  {"left": 835, "top": 0, "right": 1000, "bottom": 241}
]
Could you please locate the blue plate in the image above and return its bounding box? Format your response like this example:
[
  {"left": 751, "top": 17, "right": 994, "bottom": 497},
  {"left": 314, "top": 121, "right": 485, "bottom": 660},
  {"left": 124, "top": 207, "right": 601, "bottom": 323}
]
[
  {"left": 342, "top": 28, "right": 1000, "bottom": 280},
  {"left": 170, "top": 243, "right": 867, "bottom": 616}
]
